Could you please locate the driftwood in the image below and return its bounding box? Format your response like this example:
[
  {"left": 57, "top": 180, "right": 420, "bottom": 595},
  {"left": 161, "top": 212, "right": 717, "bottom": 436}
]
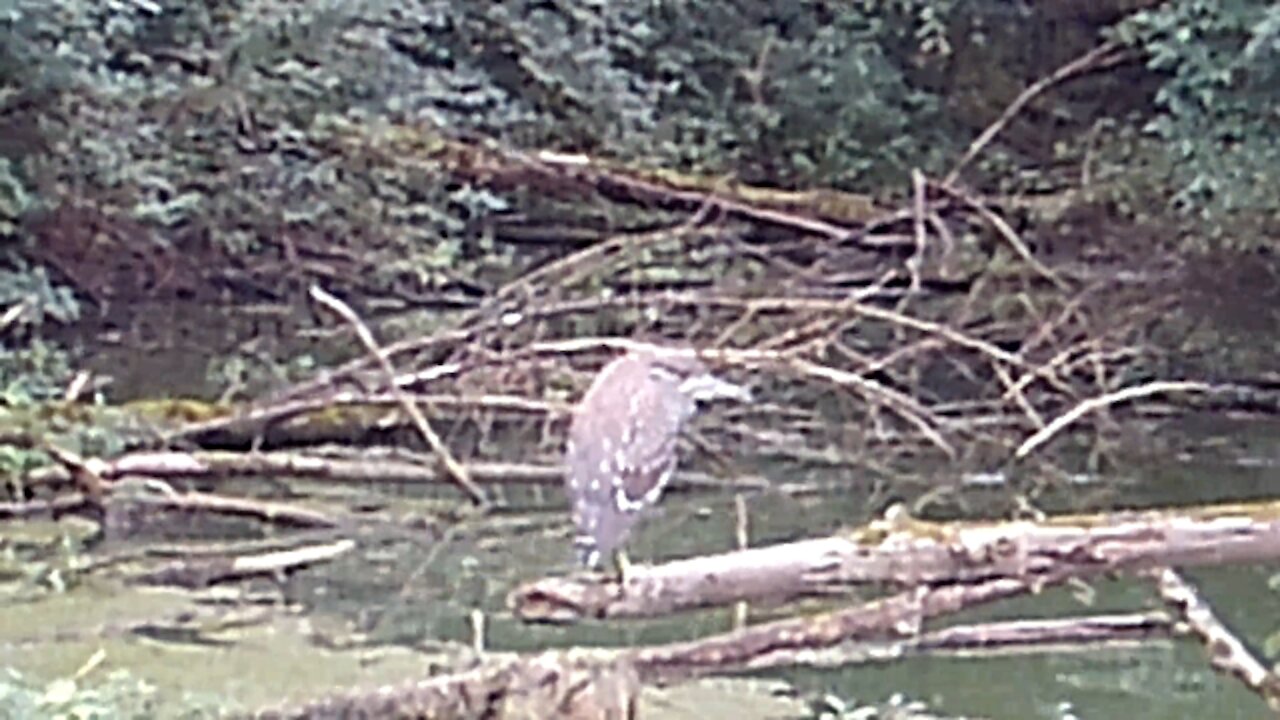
[
  {"left": 243, "top": 499, "right": 1280, "bottom": 719},
  {"left": 128, "top": 538, "right": 356, "bottom": 588},
  {"left": 245, "top": 581, "right": 1153, "bottom": 718},
  {"left": 8, "top": 32, "right": 1280, "bottom": 719},
  {"left": 248, "top": 651, "right": 641, "bottom": 720},
  {"left": 1155, "top": 569, "right": 1280, "bottom": 712},
  {"left": 511, "top": 500, "right": 1280, "bottom": 622},
  {"left": 309, "top": 285, "right": 488, "bottom": 505},
  {"left": 22, "top": 449, "right": 764, "bottom": 494}
]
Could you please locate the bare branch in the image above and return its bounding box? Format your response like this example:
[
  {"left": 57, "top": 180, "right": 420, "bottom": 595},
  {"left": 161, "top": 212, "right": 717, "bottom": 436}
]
[{"left": 310, "top": 285, "right": 487, "bottom": 505}]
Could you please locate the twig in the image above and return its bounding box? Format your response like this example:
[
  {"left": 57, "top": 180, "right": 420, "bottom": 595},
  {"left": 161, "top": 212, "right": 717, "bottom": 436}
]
[
  {"left": 527, "top": 338, "right": 954, "bottom": 454},
  {"left": 40, "top": 441, "right": 109, "bottom": 504},
  {"left": 165, "top": 388, "right": 559, "bottom": 445},
  {"left": 309, "top": 285, "right": 487, "bottom": 505},
  {"left": 122, "top": 485, "right": 341, "bottom": 528},
  {"left": 25, "top": 449, "right": 764, "bottom": 493},
  {"left": 1013, "top": 380, "right": 1211, "bottom": 460},
  {"left": 934, "top": 182, "right": 1068, "bottom": 291},
  {"left": 492, "top": 207, "right": 715, "bottom": 303},
  {"left": 907, "top": 168, "right": 927, "bottom": 295},
  {"left": 531, "top": 150, "right": 868, "bottom": 243},
  {"left": 132, "top": 538, "right": 356, "bottom": 587},
  {"left": 733, "top": 493, "right": 750, "bottom": 631},
  {"left": 944, "top": 41, "right": 1130, "bottom": 185},
  {"left": 788, "top": 358, "right": 955, "bottom": 458},
  {"left": 273, "top": 328, "right": 472, "bottom": 402},
  {"left": 0, "top": 298, "right": 30, "bottom": 334},
  {"left": 1154, "top": 568, "right": 1280, "bottom": 712},
  {"left": 992, "top": 361, "right": 1045, "bottom": 430},
  {"left": 531, "top": 295, "right": 1042, "bottom": 377}
]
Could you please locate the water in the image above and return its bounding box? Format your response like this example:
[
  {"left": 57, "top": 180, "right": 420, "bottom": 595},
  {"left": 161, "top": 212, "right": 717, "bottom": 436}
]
[
  {"left": 5, "top": 414, "right": 1277, "bottom": 718},
  {"left": 5, "top": 294, "right": 1280, "bottom": 718}
]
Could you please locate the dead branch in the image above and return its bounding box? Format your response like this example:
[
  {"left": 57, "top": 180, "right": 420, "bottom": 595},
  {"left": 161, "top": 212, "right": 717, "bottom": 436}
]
[
  {"left": 245, "top": 574, "right": 1071, "bottom": 719},
  {"left": 164, "top": 388, "right": 553, "bottom": 446},
  {"left": 309, "top": 285, "right": 487, "bottom": 505},
  {"left": 0, "top": 494, "right": 93, "bottom": 519},
  {"left": 944, "top": 40, "right": 1132, "bottom": 185},
  {"left": 244, "top": 592, "right": 1175, "bottom": 720},
  {"left": 7, "top": 456, "right": 340, "bottom": 529},
  {"left": 25, "top": 449, "right": 765, "bottom": 494},
  {"left": 1154, "top": 568, "right": 1280, "bottom": 712},
  {"left": 130, "top": 538, "right": 356, "bottom": 588},
  {"left": 909, "top": 611, "right": 1173, "bottom": 658},
  {"left": 933, "top": 181, "right": 1068, "bottom": 291},
  {"left": 626, "top": 577, "right": 1051, "bottom": 683},
  {"left": 109, "top": 482, "right": 342, "bottom": 529},
  {"left": 247, "top": 650, "right": 640, "bottom": 720},
  {"left": 1014, "top": 380, "right": 1212, "bottom": 459},
  {"left": 511, "top": 500, "right": 1280, "bottom": 622}
]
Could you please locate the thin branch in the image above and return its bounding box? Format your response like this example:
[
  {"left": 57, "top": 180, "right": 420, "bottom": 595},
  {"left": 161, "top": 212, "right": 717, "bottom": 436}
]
[
  {"left": 310, "top": 285, "right": 487, "bottom": 505},
  {"left": 1154, "top": 568, "right": 1280, "bottom": 712},
  {"left": 945, "top": 41, "right": 1131, "bottom": 185},
  {"left": 1014, "top": 380, "right": 1212, "bottom": 460},
  {"left": 934, "top": 181, "right": 1068, "bottom": 291}
]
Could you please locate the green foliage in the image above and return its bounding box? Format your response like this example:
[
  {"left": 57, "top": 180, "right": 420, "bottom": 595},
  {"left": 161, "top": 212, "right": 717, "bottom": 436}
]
[
  {"left": 2, "top": 0, "right": 959, "bottom": 297},
  {"left": 0, "top": 260, "right": 79, "bottom": 405},
  {"left": 0, "top": 262, "right": 80, "bottom": 326},
  {"left": 0, "top": 338, "right": 72, "bottom": 405},
  {"left": 0, "top": 254, "right": 84, "bottom": 482},
  {"left": 642, "top": 4, "right": 954, "bottom": 187},
  {"left": 4, "top": 0, "right": 1276, "bottom": 304},
  {"left": 205, "top": 350, "right": 316, "bottom": 403},
  {"left": 1113, "top": 2, "right": 1280, "bottom": 238},
  {"left": 0, "top": 668, "right": 161, "bottom": 720},
  {"left": 860, "top": 0, "right": 964, "bottom": 57},
  {"left": 0, "top": 158, "right": 33, "bottom": 235},
  {"left": 472, "top": 1, "right": 956, "bottom": 187}
]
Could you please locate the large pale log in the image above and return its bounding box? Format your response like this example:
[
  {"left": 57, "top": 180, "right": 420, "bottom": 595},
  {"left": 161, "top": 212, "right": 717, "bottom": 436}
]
[{"left": 512, "top": 501, "right": 1280, "bottom": 622}]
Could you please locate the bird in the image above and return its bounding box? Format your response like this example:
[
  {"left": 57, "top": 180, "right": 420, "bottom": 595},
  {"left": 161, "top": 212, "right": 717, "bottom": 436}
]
[{"left": 563, "top": 345, "right": 751, "bottom": 575}]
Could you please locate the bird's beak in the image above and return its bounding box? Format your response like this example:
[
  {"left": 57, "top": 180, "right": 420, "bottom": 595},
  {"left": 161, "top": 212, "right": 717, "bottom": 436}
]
[{"left": 680, "top": 373, "right": 753, "bottom": 403}]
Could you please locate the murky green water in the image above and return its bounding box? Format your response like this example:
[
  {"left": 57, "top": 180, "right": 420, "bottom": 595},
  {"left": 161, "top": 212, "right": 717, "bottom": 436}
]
[{"left": 3, "top": 338, "right": 1278, "bottom": 720}]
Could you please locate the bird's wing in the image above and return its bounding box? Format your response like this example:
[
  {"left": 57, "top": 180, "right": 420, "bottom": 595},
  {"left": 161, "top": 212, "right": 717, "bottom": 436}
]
[{"left": 613, "top": 411, "right": 681, "bottom": 511}]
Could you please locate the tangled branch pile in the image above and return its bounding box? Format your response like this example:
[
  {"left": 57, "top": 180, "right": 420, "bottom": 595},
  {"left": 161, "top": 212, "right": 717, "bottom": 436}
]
[{"left": 216, "top": 127, "right": 1192, "bottom": 500}]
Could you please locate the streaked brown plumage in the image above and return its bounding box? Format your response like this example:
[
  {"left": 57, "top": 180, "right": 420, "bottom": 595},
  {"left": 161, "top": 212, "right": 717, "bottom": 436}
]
[{"left": 564, "top": 347, "right": 750, "bottom": 567}]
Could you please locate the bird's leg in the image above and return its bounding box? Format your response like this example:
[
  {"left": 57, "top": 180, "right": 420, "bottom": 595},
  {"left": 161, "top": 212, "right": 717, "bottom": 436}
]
[{"left": 612, "top": 548, "right": 633, "bottom": 585}]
